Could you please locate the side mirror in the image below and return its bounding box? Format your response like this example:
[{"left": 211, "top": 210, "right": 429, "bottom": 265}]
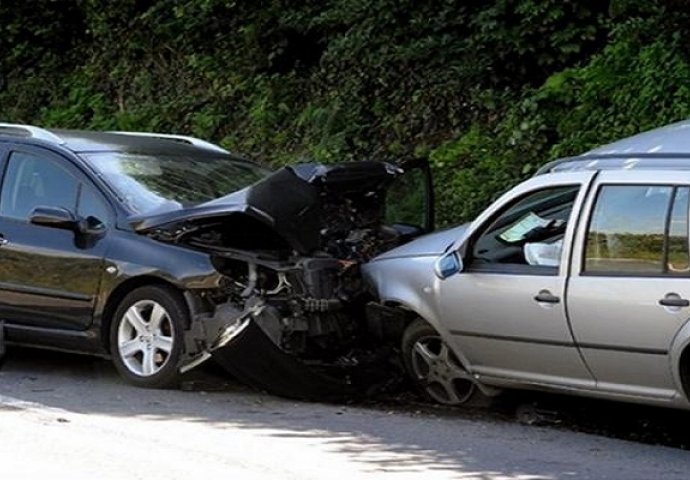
[
  {"left": 29, "top": 206, "right": 78, "bottom": 230},
  {"left": 434, "top": 251, "right": 463, "bottom": 279},
  {"left": 30, "top": 207, "right": 106, "bottom": 237}
]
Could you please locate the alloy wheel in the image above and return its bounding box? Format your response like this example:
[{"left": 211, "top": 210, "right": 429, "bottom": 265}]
[
  {"left": 117, "top": 300, "right": 175, "bottom": 377},
  {"left": 410, "top": 335, "right": 476, "bottom": 405}
]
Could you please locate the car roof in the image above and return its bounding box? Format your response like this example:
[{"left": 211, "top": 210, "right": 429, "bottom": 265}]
[
  {"left": 0, "top": 123, "right": 234, "bottom": 158},
  {"left": 538, "top": 119, "right": 690, "bottom": 174},
  {"left": 585, "top": 120, "right": 690, "bottom": 156}
]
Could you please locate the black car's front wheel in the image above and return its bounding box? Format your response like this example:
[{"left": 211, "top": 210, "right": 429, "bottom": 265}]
[
  {"left": 110, "top": 285, "right": 187, "bottom": 388},
  {"left": 402, "top": 318, "right": 477, "bottom": 405}
]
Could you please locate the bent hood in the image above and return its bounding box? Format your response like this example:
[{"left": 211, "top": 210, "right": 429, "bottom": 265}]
[
  {"left": 130, "top": 161, "right": 401, "bottom": 254},
  {"left": 370, "top": 223, "right": 469, "bottom": 261}
]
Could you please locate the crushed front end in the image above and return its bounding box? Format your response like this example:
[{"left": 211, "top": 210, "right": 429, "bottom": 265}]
[{"left": 135, "top": 161, "right": 428, "bottom": 399}]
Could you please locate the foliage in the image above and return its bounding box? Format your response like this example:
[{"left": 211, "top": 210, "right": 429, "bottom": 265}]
[{"left": 3, "top": 1, "right": 690, "bottom": 226}]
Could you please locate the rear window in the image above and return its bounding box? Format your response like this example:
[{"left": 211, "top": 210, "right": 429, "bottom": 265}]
[{"left": 584, "top": 185, "right": 690, "bottom": 275}]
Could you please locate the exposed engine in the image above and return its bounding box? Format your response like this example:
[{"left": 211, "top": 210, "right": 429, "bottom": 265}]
[
  {"left": 185, "top": 166, "right": 401, "bottom": 362},
  {"left": 318, "top": 189, "right": 400, "bottom": 262}
]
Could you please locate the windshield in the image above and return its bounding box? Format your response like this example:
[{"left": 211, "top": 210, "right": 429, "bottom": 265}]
[{"left": 82, "top": 152, "right": 271, "bottom": 214}]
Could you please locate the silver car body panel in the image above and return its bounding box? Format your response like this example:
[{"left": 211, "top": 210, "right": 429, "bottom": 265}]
[
  {"left": 365, "top": 165, "right": 690, "bottom": 409},
  {"left": 367, "top": 172, "right": 597, "bottom": 387}
]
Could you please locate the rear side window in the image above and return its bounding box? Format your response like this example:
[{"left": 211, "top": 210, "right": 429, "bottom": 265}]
[
  {"left": 0, "top": 152, "right": 78, "bottom": 220},
  {"left": 584, "top": 185, "right": 690, "bottom": 275}
]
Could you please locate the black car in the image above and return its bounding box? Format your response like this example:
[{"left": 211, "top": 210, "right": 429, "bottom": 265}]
[{"left": 0, "top": 124, "right": 433, "bottom": 398}]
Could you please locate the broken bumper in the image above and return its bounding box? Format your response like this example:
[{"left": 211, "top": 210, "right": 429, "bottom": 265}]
[{"left": 181, "top": 305, "right": 392, "bottom": 401}]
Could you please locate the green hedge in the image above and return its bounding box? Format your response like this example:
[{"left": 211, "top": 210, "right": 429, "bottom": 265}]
[{"left": 3, "top": 0, "right": 690, "bottom": 226}]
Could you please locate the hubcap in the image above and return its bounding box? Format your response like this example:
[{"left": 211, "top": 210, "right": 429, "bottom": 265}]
[
  {"left": 117, "top": 300, "right": 174, "bottom": 377},
  {"left": 411, "top": 335, "right": 475, "bottom": 405}
]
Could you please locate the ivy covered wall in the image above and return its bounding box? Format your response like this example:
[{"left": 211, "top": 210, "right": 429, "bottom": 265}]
[{"left": 3, "top": 0, "right": 690, "bottom": 225}]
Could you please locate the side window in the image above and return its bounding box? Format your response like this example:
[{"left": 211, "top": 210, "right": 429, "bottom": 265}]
[
  {"left": 584, "top": 185, "right": 690, "bottom": 275},
  {"left": 470, "top": 185, "right": 580, "bottom": 270},
  {"left": 0, "top": 152, "right": 78, "bottom": 221},
  {"left": 78, "top": 184, "right": 111, "bottom": 227}
]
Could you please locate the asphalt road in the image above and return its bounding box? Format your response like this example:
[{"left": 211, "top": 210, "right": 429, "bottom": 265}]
[{"left": 1, "top": 348, "right": 690, "bottom": 480}]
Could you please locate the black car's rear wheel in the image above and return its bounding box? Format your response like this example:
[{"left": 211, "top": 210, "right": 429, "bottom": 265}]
[
  {"left": 110, "top": 285, "right": 187, "bottom": 388},
  {"left": 402, "top": 318, "right": 476, "bottom": 405}
]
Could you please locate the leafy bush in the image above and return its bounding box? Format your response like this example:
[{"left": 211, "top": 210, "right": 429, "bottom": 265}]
[{"left": 3, "top": 1, "right": 690, "bottom": 226}]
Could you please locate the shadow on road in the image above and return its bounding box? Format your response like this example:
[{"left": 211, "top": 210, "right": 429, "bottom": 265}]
[{"left": 2, "top": 347, "right": 690, "bottom": 479}]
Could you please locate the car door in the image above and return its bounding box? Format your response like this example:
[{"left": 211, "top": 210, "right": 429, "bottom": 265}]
[
  {"left": 0, "top": 146, "right": 112, "bottom": 330},
  {"left": 567, "top": 170, "right": 690, "bottom": 400},
  {"left": 437, "top": 172, "right": 597, "bottom": 388},
  {"left": 386, "top": 158, "right": 435, "bottom": 239}
]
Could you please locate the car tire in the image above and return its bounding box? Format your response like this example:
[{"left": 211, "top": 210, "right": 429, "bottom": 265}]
[
  {"left": 109, "top": 285, "right": 187, "bottom": 389},
  {"left": 402, "top": 318, "right": 477, "bottom": 405}
]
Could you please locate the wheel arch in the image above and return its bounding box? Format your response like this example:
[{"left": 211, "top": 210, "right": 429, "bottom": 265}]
[
  {"left": 679, "top": 347, "right": 690, "bottom": 401},
  {"left": 99, "top": 275, "right": 188, "bottom": 354},
  {"left": 365, "top": 257, "right": 445, "bottom": 339},
  {"left": 375, "top": 295, "right": 475, "bottom": 370},
  {"left": 376, "top": 296, "right": 448, "bottom": 343},
  {"left": 669, "top": 319, "right": 690, "bottom": 405}
]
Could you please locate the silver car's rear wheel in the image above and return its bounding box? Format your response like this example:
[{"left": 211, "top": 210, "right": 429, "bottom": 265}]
[{"left": 403, "top": 319, "right": 476, "bottom": 405}]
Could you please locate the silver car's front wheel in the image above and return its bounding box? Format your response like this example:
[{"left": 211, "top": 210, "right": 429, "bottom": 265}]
[
  {"left": 403, "top": 319, "right": 476, "bottom": 405},
  {"left": 110, "top": 286, "right": 187, "bottom": 388}
]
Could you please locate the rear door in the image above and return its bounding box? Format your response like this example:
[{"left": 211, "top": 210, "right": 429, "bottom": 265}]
[
  {"left": 0, "top": 146, "right": 112, "bottom": 330},
  {"left": 567, "top": 170, "right": 690, "bottom": 399}
]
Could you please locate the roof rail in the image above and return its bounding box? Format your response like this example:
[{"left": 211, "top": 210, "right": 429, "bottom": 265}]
[
  {"left": 0, "top": 123, "right": 65, "bottom": 144},
  {"left": 108, "top": 131, "right": 229, "bottom": 154}
]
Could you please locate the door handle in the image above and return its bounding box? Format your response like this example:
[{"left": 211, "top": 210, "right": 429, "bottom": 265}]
[
  {"left": 659, "top": 295, "right": 690, "bottom": 308},
  {"left": 534, "top": 290, "right": 560, "bottom": 304}
]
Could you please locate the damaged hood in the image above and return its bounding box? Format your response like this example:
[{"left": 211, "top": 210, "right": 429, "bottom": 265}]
[{"left": 130, "top": 161, "right": 401, "bottom": 254}]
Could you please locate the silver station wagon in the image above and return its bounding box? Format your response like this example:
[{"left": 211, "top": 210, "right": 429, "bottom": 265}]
[{"left": 364, "top": 120, "right": 690, "bottom": 409}]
